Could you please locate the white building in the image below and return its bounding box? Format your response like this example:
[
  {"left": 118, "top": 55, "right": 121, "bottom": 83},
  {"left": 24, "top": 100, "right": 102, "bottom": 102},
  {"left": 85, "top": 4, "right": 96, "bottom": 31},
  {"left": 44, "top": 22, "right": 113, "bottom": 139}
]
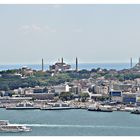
[{"left": 53, "top": 84, "right": 70, "bottom": 94}]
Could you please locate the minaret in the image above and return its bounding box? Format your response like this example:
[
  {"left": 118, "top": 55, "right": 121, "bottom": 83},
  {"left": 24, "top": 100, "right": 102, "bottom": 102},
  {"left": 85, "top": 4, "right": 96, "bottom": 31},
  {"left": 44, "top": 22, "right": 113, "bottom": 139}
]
[
  {"left": 76, "top": 57, "right": 78, "bottom": 72},
  {"left": 139, "top": 57, "right": 140, "bottom": 64},
  {"left": 42, "top": 58, "right": 44, "bottom": 72},
  {"left": 61, "top": 57, "right": 63, "bottom": 64},
  {"left": 130, "top": 57, "right": 132, "bottom": 68}
]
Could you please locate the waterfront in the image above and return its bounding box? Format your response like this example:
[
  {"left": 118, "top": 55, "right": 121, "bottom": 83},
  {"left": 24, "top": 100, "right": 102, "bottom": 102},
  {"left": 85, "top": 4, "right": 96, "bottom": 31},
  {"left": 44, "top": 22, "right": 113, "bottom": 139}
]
[{"left": 0, "top": 109, "right": 140, "bottom": 136}]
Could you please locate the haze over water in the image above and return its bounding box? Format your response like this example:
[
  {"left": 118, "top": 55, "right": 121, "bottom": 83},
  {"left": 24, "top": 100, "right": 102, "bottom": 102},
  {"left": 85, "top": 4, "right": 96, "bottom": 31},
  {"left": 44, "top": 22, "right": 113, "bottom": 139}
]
[{"left": 0, "top": 63, "right": 134, "bottom": 71}]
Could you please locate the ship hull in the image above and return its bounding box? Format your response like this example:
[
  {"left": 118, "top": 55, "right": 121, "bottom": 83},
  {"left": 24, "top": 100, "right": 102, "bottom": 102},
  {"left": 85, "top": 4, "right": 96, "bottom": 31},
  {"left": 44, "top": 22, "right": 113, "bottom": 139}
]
[
  {"left": 6, "top": 107, "right": 40, "bottom": 110},
  {"left": 88, "top": 108, "right": 113, "bottom": 112},
  {"left": 41, "top": 107, "right": 80, "bottom": 110},
  {"left": 0, "top": 129, "right": 30, "bottom": 133},
  {"left": 0, "top": 120, "right": 31, "bottom": 132},
  {"left": 0, "top": 126, "right": 31, "bottom": 132},
  {"left": 131, "top": 111, "right": 140, "bottom": 114}
]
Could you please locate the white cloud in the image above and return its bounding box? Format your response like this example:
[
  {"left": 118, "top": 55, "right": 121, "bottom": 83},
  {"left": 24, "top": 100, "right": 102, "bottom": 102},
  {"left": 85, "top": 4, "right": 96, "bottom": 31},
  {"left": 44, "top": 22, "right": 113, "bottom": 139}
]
[
  {"left": 31, "top": 24, "right": 42, "bottom": 32},
  {"left": 72, "top": 28, "right": 83, "bottom": 33},
  {"left": 18, "top": 25, "right": 30, "bottom": 34},
  {"left": 50, "top": 29, "right": 56, "bottom": 33},
  {"left": 44, "top": 25, "right": 56, "bottom": 33},
  {"left": 18, "top": 24, "right": 56, "bottom": 34}
]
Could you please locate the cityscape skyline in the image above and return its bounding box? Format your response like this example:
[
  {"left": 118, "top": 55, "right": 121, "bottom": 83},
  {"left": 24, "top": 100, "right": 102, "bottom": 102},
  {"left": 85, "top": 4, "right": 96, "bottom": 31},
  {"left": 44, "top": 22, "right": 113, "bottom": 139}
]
[
  {"left": 1, "top": 5, "right": 140, "bottom": 64},
  {"left": 1, "top": 2, "right": 140, "bottom": 137}
]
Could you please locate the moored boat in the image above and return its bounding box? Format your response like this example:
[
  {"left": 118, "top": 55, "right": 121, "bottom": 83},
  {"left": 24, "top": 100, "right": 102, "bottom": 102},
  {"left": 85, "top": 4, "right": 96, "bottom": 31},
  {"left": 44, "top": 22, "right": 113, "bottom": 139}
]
[
  {"left": 6, "top": 101, "right": 39, "bottom": 110},
  {"left": 6, "top": 107, "right": 39, "bottom": 110},
  {"left": 131, "top": 108, "right": 140, "bottom": 114},
  {"left": 87, "top": 104, "right": 113, "bottom": 112},
  {"left": 41, "top": 106, "right": 78, "bottom": 110},
  {"left": 41, "top": 102, "right": 80, "bottom": 110}
]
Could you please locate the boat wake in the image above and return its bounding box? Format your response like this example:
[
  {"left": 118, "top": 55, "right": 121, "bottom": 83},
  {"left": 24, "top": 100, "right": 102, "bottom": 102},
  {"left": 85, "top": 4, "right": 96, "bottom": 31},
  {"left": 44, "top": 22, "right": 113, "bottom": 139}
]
[{"left": 12, "top": 124, "right": 140, "bottom": 129}]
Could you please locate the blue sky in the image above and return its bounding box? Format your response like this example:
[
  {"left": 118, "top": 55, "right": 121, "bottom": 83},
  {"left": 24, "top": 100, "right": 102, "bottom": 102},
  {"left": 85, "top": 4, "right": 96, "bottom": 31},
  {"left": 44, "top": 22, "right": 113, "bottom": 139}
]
[{"left": 0, "top": 4, "right": 140, "bottom": 64}]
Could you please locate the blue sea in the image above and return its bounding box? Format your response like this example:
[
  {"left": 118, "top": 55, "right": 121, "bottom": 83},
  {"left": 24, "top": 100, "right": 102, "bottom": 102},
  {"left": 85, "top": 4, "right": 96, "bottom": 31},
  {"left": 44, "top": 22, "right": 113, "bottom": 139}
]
[
  {"left": 0, "top": 109, "right": 140, "bottom": 136},
  {"left": 0, "top": 63, "right": 135, "bottom": 71}
]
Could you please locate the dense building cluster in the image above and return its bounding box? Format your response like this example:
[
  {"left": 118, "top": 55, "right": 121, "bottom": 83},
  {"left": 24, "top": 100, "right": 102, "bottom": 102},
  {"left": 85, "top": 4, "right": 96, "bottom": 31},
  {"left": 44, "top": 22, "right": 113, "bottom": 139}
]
[{"left": 1, "top": 58, "right": 140, "bottom": 108}]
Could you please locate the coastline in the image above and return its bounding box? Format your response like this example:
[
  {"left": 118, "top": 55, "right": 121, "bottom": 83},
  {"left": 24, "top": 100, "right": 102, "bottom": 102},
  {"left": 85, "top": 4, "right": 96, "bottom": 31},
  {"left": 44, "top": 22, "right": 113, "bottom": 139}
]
[{"left": 0, "top": 63, "right": 133, "bottom": 71}]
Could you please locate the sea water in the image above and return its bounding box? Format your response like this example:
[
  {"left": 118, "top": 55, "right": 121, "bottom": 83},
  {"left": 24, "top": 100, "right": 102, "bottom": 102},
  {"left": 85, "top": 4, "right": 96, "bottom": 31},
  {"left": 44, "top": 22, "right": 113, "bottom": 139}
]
[
  {"left": 0, "top": 109, "right": 140, "bottom": 136},
  {"left": 0, "top": 63, "right": 134, "bottom": 71}
]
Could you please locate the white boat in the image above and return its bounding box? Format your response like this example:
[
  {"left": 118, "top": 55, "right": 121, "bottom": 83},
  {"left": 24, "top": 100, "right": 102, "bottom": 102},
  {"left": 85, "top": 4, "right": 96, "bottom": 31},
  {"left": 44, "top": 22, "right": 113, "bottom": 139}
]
[
  {"left": 124, "top": 107, "right": 136, "bottom": 112},
  {"left": 6, "top": 101, "right": 39, "bottom": 110},
  {"left": 88, "top": 103, "right": 113, "bottom": 112},
  {"left": 41, "top": 102, "right": 80, "bottom": 110},
  {"left": 0, "top": 120, "right": 9, "bottom": 125},
  {"left": 0, "top": 120, "right": 31, "bottom": 132},
  {"left": 99, "top": 105, "right": 113, "bottom": 112},
  {"left": 41, "top": 106, "right": 77, "bottom": 110},
  {"left": 131, "top": 107, "right": 140, "bottom": 114}
]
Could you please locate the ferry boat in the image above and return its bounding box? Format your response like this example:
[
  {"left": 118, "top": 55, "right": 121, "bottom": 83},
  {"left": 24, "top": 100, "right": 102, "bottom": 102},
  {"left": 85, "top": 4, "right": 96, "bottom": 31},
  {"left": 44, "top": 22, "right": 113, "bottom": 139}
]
[
  {"left": 41, "top": 102, "right": 80, "bottom": 110},
  {"left": 41, "top": 106, "right": 77, "bottom": 110},
  {"left": 6, "top": 101, "right": 40, "bottom": 110},
  {"left": 0, "top": 120, "right": 31, "bottom": 132},
  {"left": 87, "top": 103, "right": 113, "bottom": 112}
]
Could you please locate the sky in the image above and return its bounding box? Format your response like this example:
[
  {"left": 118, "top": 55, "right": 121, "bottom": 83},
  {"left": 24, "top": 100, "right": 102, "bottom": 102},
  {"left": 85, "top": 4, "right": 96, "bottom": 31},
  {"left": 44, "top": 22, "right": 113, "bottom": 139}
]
[{"left": 0, "top": 4, "right": 140, "bottom": 64}]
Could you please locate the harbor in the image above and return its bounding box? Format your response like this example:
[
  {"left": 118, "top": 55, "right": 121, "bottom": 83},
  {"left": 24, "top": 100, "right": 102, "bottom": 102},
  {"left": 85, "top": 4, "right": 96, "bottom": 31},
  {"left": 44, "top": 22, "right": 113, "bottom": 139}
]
[{"left": 0, "top": 99, "right": 138, "bottom": 113}]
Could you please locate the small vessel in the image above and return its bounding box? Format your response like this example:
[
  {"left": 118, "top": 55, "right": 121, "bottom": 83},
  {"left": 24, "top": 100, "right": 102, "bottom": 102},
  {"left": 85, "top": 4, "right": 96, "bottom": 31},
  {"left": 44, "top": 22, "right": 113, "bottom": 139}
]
[
  {"left": 87, "top": 103, "right": 113, "bottom": 112},
  {"left": 131, "top": 108, "right": 140, "bottom": 114},
  {"left": 124, "top": 107, "right": 136, "bottom": 112},
  {"left": 0, "top": 120, "right": 31, "bottom": 132},
  {"left": 6, "top": 101, "right": 39, "bottom": 110}
]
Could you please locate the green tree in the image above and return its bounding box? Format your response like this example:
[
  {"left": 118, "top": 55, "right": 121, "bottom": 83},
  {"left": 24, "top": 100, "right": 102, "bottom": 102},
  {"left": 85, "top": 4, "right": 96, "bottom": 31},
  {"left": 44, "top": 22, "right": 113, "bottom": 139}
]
[
  {"left": 59, "top": 92, "right": 73, "bottom": 101},
  {"left": 79, "top": 92, "right": 90, "bottom": 102},
  {"left": 96, "top": 96, "right": 110, "bottom": 101}
]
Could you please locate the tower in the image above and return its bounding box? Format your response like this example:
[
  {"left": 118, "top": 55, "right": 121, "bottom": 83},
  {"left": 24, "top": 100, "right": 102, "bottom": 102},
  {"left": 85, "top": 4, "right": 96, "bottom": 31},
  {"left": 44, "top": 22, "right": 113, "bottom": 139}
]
[
  {"left": 139, "top": 57, "right": 140, "bottom": 64},
  {"left": 61, "top": 57, "right": 63, "bottom": 64},
  {"left": 42, "top": 58, "right": 44, "bottom": 72},
  {"left": 76, "top": 57, "right": 78, "bottom": 72},
  {"left": 130, "top": 57, "right": 132, "bottom": 68}
]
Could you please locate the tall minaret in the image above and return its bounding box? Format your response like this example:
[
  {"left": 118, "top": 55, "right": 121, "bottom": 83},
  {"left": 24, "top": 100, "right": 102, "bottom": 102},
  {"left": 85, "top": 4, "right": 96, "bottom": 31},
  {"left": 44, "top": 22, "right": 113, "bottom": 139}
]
[
  {"left": 42, "top": 58, "right": 44, "bottom": 72},
  {"left": 61, "top": 57, "right": 63, "bottom": 64},
  {"left": 139, "top": 57, "right": 140, "bottom": 64},
  {"left": 130, "top": 57, "right": 132, "bottom": 68},
  {"left": 76, "top": 57, "right": 78, "bottom": 72}
]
